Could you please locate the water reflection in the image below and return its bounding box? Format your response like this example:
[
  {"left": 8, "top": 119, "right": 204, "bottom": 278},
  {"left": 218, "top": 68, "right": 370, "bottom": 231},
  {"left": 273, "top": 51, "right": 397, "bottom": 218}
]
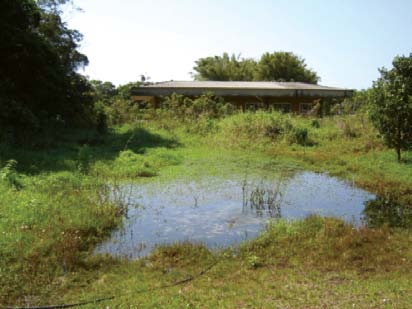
[
  {"left": 96, "top": 172, "right": 375, "bottom": 259},
  {"left": 363, "top": 197, "right": 412, "bottom": 228}
]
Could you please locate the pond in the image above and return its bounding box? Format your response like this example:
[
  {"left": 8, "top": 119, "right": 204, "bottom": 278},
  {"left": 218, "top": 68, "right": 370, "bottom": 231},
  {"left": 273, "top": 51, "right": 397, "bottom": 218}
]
[{"left": 96, "top": 171, "right": 377, "bottom": 259}]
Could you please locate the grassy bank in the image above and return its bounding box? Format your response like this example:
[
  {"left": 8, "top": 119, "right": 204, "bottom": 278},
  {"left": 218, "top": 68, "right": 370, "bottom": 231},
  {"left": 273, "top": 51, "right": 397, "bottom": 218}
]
[
  {"left": 1, "top": 112, "right": 411, "bottom": 306},
  {"left": 60, "top": 216, "right": 412, "bottom": 308}
]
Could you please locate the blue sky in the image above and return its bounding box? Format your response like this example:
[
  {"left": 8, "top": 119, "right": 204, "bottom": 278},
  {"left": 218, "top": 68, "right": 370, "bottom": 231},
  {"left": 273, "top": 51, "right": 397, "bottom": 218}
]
[{"left": 66, "top": 0, "right": 412, "bottom": 89}]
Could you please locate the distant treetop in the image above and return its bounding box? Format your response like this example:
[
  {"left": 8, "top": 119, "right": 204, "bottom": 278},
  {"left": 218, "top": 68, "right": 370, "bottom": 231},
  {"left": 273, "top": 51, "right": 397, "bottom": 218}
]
[{"left": 192, "top": 51, "right": 319, "bottom": 84}]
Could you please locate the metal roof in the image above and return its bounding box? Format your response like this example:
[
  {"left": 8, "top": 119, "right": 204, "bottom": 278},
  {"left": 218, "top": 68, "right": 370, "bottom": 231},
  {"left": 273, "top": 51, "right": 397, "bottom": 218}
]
[
  {"left": 145, "top": 81, "right": 347, "bottom": 90},
  {"left": 133, "top": 81, "right": 353, "bottom": 98}
]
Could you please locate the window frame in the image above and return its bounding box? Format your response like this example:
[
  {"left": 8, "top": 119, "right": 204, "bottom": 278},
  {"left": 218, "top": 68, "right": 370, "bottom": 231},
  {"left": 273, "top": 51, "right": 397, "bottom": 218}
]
[{"left": 271, "top": 103, "right": 291, "bottom": 113}]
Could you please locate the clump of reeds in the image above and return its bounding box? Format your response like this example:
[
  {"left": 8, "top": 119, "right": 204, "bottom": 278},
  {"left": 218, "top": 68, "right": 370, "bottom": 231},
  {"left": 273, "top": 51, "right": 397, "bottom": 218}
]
[{"left": 242, "top": 178, "right": 283, "bottom": 218}]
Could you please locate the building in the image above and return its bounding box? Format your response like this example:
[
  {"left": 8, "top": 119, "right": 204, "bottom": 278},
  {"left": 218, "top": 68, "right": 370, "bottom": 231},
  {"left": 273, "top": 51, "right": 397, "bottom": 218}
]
[{"left": 132, "top": 81, "right": 353, "bottom": 114}]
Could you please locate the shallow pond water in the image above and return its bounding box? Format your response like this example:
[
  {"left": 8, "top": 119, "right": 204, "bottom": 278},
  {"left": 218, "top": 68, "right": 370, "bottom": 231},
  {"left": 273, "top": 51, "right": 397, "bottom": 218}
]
[{"left": 96, "top": 171, "right": 375, "bottom": 258}]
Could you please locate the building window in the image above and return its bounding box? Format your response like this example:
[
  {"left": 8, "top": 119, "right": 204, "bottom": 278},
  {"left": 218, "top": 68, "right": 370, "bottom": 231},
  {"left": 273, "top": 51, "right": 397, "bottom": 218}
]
[
  {"left": 245, "top": 101, "right": 264, "bottom": 111},
  {"left": 271, "top": 103, "right": 291, "bottom": 113},
  {"left": 300, "top": 103, "right": 313, "bottom": 115}
]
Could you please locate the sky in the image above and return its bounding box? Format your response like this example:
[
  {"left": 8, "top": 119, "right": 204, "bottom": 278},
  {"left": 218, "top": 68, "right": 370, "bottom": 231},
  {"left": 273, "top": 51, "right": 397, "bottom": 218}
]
[{"left": 65, "top": 0, "right": 412, "bottom": 90}]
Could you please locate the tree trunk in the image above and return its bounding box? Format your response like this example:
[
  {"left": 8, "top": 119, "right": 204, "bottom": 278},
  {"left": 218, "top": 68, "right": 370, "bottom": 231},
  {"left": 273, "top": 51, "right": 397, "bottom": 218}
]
[{"left": 396, "top": 117, "right": 402, "bottom": 162}]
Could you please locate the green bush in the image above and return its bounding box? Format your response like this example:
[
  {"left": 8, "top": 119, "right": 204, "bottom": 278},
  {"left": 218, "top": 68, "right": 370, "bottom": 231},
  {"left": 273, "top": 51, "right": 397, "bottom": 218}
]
[
  {"left": 0, "top": 159, "right": 22, "bottom": 190},
  {"left": 290, "top": 127, "right": 309, "bottom": 146}
]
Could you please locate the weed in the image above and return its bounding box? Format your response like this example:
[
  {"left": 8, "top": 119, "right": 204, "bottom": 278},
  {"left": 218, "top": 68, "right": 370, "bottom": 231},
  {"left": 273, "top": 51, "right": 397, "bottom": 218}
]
[
  {"left": 337, "top": 118, "right": 361, "bottom": 138},
  {"left": 246, "top": 254, "right": 262, "bottom": 269},
  {"left": 311, "top": 119, "right": 321, "bottom": 128}
]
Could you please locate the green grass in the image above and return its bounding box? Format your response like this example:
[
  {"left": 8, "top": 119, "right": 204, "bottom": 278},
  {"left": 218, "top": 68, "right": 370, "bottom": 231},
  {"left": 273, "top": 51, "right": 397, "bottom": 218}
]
[
  {"left": 1, "top": 112, "right": 412, "bottom": 307},
  {"left": 39, "top": 217, "right": 412, "bottom": 307}
]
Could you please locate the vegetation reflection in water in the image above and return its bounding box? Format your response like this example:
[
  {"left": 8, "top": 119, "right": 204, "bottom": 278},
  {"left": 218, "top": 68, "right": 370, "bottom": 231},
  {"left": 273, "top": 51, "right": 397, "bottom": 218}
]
[
  {"left": 363, "top": 197, "right": 412, "bottom": 228},
  {"left": 96, "top": 171, "right": 377, "bottom": 259}
]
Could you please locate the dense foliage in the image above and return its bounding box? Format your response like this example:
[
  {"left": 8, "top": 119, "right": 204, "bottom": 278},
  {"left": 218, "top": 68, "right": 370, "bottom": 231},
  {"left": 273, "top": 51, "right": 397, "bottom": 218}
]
[
  {"left": 0, "top": 0, "right": 94, "bottom": 144},
  {"left": 160, "top": 93, "right": 235, "bottom": 120},
  {"left": 339, "top": 89, "right": 372, "bottom": 115},
  {"left": 370, "top": 54, "right": 412, "bottom": 161},
  {"left": 192, "top": 51, "right": 319, "bottom": 84},
  {"left": 192, "top": 53, "right": 256, "bottom": 81},
  {"left": 90, "top": 81, "right": 145, "bottom": 125},
  {"left": 90, "top": 80, "right": 118, "bottom": 105},
  {"left": 256, "top": 52, "right": 319, "bottom": 84}
]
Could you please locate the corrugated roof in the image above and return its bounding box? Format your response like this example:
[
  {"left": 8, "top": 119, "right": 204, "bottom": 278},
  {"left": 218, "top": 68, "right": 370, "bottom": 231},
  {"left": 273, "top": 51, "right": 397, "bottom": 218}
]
[{"left": 144, "top": 81, "right": 349, "bottom": 91}]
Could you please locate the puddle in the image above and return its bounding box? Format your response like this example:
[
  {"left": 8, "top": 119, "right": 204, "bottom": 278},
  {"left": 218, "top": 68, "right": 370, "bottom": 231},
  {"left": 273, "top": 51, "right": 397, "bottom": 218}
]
[{"left": 96, "top": 171, "right": 375, "bottom": 259}]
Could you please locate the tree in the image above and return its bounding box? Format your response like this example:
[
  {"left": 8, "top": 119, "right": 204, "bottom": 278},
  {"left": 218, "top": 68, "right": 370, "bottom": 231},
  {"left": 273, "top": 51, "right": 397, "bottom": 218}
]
[
  {"left": 255, "top": 52, "right": 319, "bottom": 84},
  {"left": 370, "top": 54, "right": 412, "bottom": 162},
  {"left": 192, "top": 53, "right": 256, "bottom": 81},
  {"left": 90, "top": 80, "right": 118, "bottom": 105},
  {"left": 36, "top": 0, "right": 75, "bottom": 13},
  {"left": 0, "top": 0, "right": 93, "bottom": 143},
  {"left": 192, "top": 51, "right": 319, "bottom": 84}
]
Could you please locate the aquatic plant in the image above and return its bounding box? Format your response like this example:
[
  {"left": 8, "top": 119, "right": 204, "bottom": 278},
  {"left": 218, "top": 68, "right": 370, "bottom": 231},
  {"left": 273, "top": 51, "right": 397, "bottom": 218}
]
[{"left": 243, "top": 179, "right": 283, "bottom": 218}]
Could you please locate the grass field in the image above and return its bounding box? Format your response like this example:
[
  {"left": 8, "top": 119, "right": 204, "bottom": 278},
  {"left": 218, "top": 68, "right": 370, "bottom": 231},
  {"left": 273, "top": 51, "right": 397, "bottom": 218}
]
[{"left": 1, "top": 112, "right": 411, "bottom": 307}]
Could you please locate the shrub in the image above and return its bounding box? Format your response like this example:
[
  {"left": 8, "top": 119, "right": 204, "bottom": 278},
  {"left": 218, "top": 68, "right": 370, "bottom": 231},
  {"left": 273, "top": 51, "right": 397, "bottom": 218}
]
[
  {"left": 104, "top": 98, "right": 144, "bottom": 125},
  {"left": 284, "top": 126, "right": 311, "bottom": 146},
  {"left": 292, "top": 127, "right": 309, "bottom": 145},
  {"left": 0, "top": 159, "right": 22, "bottom": 190}
]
